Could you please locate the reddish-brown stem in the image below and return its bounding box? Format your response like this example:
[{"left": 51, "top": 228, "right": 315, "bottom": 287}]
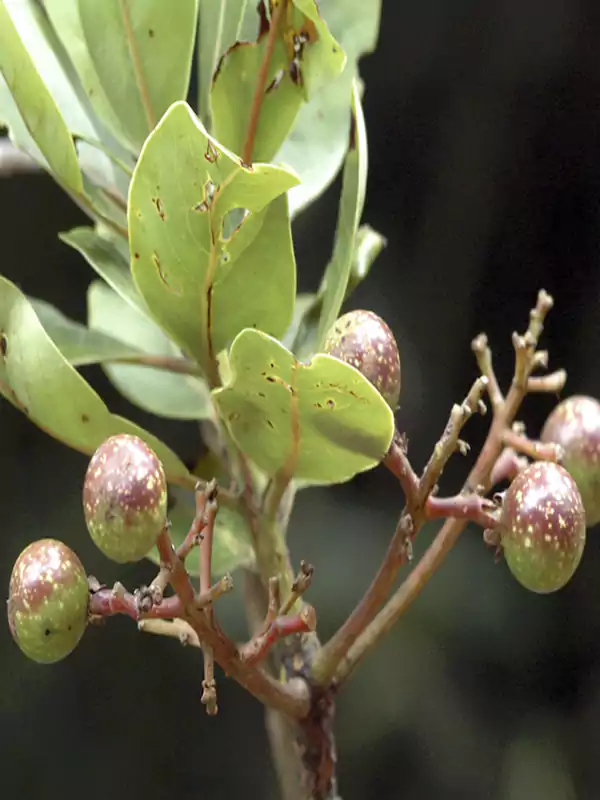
[
  {"left": 198, "top": 481, "right": 219, "bottom": 715},
  {"left": 154, "top": 527, "right": 310, "bottom": 717},
  {"left": 425, "top": 494, "right": 499, "bottom": 529},
  {"left": 489, "top": 447, "right": 528, "bottom": 486},
  {"left": 240, "top": 606, "right": 317, "bottom": 665},
  {"left": 383, "top": 435, "right": 420, "bottom": 504},
  {"left": 242, "top": 0, "right": 286, "bottom": 164},
  {"left": 333, "top": 290, "right": 555, "bottom": 684},
  {"left": 502, "top": 429, "right": 564, "bottom": 463},
  {"left": 88, "top": 585, "right": 182, "bottom": 620}
]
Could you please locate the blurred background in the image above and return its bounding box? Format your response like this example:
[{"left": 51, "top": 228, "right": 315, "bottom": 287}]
[{"left": 2, "top": 0, "right": 600, "bottom": 798}]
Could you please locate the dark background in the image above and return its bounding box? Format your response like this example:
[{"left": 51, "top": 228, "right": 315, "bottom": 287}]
[{"left": 2, "top": 1, "right": 600, "bottom": 798}]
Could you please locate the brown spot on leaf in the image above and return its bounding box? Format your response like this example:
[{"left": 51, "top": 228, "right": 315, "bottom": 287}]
[
  {"left": 205, "top": 141, "right": 219, "bottom": 163},
  {"left": 152, "top": 196, "right": 166, "bottom": 221},
  {"left": 81, "top": 414, "right": 90, "bottom": 423},
  {"left": 0, "top": 332, "right": 7, "bottom": 357},
  {"left": 148, "top": 28, "right": 155, "bottom": 37},
  {"left": 134, "top": 252, "right": 140, "bottom": 260}
]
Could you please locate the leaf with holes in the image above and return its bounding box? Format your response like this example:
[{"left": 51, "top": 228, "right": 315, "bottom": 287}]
[
  {"left": 30, "top": 296, "right": 141, "bottom": 367},
  {"left": 315, "top": 80, "right": 367, "bottom": 348},
  {"left": 0, "top": 0, "right": 81, "bottom": 191},
  {"left": 128, "top": 101, "right": 298, "bottom": 385},
  {"left": 88, "top": 281, "right": 213, "bottom": 420},
  {"left": 277, "top": 0, "right": 381, "bottom": 217},
  {"left": 77, "top": 0, "right": 198, "bottom": 151},
  {"left": 0, "top": 274, "right": 193, "bottom": 488},
  {"left": 147, "top": 486, "right": 255, "bottom": 577},
  {"left": 212, "top": 328, "right": 394, "bottom": 484},
  {"left": 210, "top": 0, "right": 344, "bottom": 164}
]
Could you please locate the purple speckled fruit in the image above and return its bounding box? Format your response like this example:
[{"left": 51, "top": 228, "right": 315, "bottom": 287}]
[
  {"left": 499, "top": 462, "right": 586, "bottom": 594},
  {"left": 323, "top": 310, "right": 401, "bottom": 409},
  {"left": 541, "top": 395, "right": 600, "bottom": 527},
  {"left": 7, "top": 539, "right": 89, "bottom": 663},
  {"left": 83, "top": 434, "right": 167, "bottom": 563}
]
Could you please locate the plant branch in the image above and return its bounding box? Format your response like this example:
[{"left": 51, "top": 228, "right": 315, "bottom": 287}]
[
  {"left": 425, "top": 494, "right": 499, "bottom": 529},
  {"left": 310, "top": 377, "right": 487, "bottom": 686},
  {"left": 333, "top": 290, "right": 555, "bottom": 684},
  {"left": 502, "top": 428, "right": 564, "bottom": 462},
  {"left": 242, "top": 0, "right": 286, "bottom": 164},
  {"left": 154, "top": 527, "right": 310, "bottom": 717}
]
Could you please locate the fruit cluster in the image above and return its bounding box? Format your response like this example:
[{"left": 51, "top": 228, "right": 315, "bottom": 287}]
[
  {"left": 7, "top": 434, "right": 168, "bottom": 663},
  {"left": 7, "top": 312, "right": 600, "bottom": 666}
]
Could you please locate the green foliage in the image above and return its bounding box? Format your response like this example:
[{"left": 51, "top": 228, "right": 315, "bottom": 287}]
[
  {"left": 87, "top": 280, "right": 213, "bottom": 420},
  {"left": 0, "top": 275, "right": 193, "bottom": 485},
  {"left": 198, "top": 0, "right": 249, "bottom": 128},
  {"left": 315, "top": 80, "right": 367, "bottom": 348},
  {"left": 0, "top": 0, "right": 81, "bottom": 190},
  {"left": 213, "top": 328, "right": 394, "bottom": 484},
  {"left": 76, "top": 0, "right": 198, "bottom": 151},
  {"left": 128, "top": 101, "right": 298, "bottom": 380},
  {"left": 277, "top": 0, "right": 381, "bottom": 216},
  {"left": 30, "top": 295, "right": 141, "bottom": 367},
  {"left": 210, "top": 0, "right": 344, "bottom": 162},
  {"left": 0, "top": 1, "right": 387, "bottom": 578}
]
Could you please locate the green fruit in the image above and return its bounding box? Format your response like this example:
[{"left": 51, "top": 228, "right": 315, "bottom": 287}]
[
  {"left": 540, "top": 395, "right": 600, "bottom": 527},
  {"left": 7, "top": 539, "right": 89, "bottom": 664},
  {"left": 499, "top": 462, "right": 586, "bottom": 594},
  {"left": 323, "top": 310, "right": 401, "bottom": 408},
  {"left": 83, "top": 434, "right": 167, "bottom": 563}
]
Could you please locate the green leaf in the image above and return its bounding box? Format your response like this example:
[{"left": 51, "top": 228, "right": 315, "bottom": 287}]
[
  {"left": 59, "top": 226, "right": 149, "bottom": 317},
  {"left": 87, "top": 281, "right": 214, "bottom": 420},
  {"left": 147, "top": 487, "right": 255, "bottom": 577},
  {"left": 210, "top": 0, "right": 345, "bottom": 164},
  {"left": 0, "top": 0, "right": 81, "bottom": 191},
  {"left": 213, "top": 328, "right": 394, "bottom": 484},
  {"left": 128, "top": 101, "right": 298, "bottom": 382},
  {"left": 282, "top": 292, "right": 318, "bottom": 353},
  {"left": 43, "top": 0, "right": 138, "bottom": 154},
  {"left": 77, "top": 0, "right": 199, "bottom": 150},
  {"left": 0, "top": 274, "right": 193, "bottom": 487},
  {"left": 197, "top": 0, "right": 248, "bottom": 128},
  {"left": 276, "top": 0, "right": 381, "bottom": 217},
  {"left": 344, "top": 224, "right": 387, "bottom": 300},
  {"left": 30, "top": 296, "right": 141, "bottom": 367},
  {"left": 290, "top": 0, "right": 346, "bottom": 96},
  {"left": 315, "top": 79, "right": 367, "bottom": 348}
]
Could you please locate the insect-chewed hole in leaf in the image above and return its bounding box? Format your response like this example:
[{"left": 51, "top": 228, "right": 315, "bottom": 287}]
[
  {"left": 0, "top": 332, "right": 7, "bottom": 357},
  {"left": 151, "top": 196, "right": 166, "bottom": 221},
  {"left": 266, "top": 419, "right": 275, "bottom": 429},
  {"left": 326, "top": 399, "right": 335, "bottom": 409},
  {"left": 221, "top": 208, "right": 250, "bottom": 241}
]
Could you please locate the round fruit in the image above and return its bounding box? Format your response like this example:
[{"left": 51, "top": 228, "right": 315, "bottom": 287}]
[
  {"left": 83, "top": 434, "right": 167, "bottom": 563},
  {"left": 7, "top": 539, "right": 89, "bottom": 663},
  {"left": 540, "top": 395, "right": 600, "bottom": 527},
  {"left": 499, "top": 461, "right": 586, "bottom": 593},
  {"left": 323, "top": 310, "right": 401, "bottom": 408}
]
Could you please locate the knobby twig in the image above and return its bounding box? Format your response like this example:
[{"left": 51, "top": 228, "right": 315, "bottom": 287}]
[
  {"left": 502, "top": 427, "right": 564, "bottom": 463},
  {"left": 310, "top": 376, "right": 489, "bottom": 686},
  {"left": 332, "top": 290, "right": 555, "bottom": 684},
  {"left": 199, "top": 480, "right": 219, "bottom": 715}
]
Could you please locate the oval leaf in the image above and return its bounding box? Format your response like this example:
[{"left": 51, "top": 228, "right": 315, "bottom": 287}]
[
  {"left": 213, "top": 328, "right": 394, "bottom": 484},
  {"left": 0, "top": 274, "right": 193, "bottom": 487},
  {"left": 77, "top": 0, "right": 199, "bottom": 150},
  {"left": 128, "top": 101, "right": 298, "bottom": 381},
  {"left": 0, "top": 0, "right": 81, "bottom": 191},
  {"left": 88, "top": 281, "right": 214, "bottom": 420}
]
